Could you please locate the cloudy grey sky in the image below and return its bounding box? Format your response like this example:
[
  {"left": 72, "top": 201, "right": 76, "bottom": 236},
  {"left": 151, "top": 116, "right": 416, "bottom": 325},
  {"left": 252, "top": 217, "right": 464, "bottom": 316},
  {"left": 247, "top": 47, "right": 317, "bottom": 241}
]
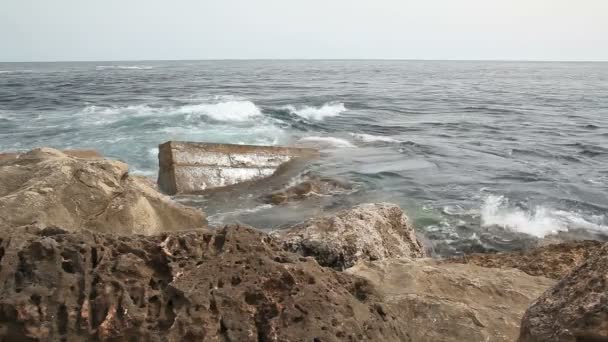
[{"left": 2, "top": 0, "right": 607, "bottom": 62}]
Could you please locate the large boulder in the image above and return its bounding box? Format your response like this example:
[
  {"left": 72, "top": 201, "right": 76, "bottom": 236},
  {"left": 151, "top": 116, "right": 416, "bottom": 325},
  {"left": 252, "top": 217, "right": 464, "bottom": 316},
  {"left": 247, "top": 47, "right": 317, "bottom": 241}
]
[
  {"left": 272, "top": 203, "right": 426, "bottom": 270},
  {"left": 518, "top": 242, "right": 608, "bottom": 342},
  {"left": 0, "top": 224, "right": 414, "bottom": 341},
  {"left": 349, "top": 258, "right": 555, "bottom": 342},
  {"left": 158, "top": 141, "right": 318, "bottom": 195},
  {"left": 0, "top": 148, "right": 206, "bottom": 234},
  {"left": 445, "top": 240, "right": 603, "bottom": 279}
]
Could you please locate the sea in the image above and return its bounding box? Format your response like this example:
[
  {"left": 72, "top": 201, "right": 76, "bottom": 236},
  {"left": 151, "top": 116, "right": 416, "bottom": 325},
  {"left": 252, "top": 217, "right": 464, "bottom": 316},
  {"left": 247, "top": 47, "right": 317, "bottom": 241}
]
[{"left": 1, "top": 60, "right": 607, "bottom": 255}]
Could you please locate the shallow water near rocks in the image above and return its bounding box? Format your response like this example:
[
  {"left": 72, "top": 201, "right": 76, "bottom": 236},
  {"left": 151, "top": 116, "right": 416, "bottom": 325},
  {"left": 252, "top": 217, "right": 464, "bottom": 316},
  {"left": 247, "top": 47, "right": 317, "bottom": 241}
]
[{"left": 1, "top": 60, "right": 607, "bottom": 255}]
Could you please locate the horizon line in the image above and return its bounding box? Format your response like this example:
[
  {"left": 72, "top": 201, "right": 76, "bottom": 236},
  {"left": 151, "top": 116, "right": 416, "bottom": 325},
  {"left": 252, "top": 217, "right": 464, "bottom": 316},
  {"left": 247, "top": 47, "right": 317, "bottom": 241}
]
[{"left": 1, "top": 58, "right": 607, "bottom": 63}]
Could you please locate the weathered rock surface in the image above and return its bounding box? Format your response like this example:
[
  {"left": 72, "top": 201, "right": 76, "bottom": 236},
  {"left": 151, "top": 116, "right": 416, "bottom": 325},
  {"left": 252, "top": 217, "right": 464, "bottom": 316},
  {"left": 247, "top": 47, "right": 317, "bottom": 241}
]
[
  {"left": 0, "top": 148, "right": 206, "bottom": 234},
  {"left": 349, "top": 258, "right": 555, "bottom": 342},
  {"left": 260, "top": 172, "right": 352, "bottom": 205},
  {"left": 0, "top": 224, "right": 416, "bottom": 342},
  {"left": 519, "top": 242, "right": 608, "bottom": 342},
  {"left": 158, "top": 141, "right": 318, "bottom": 195},
  {"left": 273, "top": 203, "right": 426, "bottom": 270},
  {"left": 445, "top": 240, "right": 603, "bottom": 279}
]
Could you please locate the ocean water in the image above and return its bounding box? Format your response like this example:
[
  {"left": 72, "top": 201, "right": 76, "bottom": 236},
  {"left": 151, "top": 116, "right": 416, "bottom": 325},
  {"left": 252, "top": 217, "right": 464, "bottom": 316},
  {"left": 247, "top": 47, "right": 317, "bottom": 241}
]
[{"left": 1, "top": 60, "right": 607, "bottom": 255}]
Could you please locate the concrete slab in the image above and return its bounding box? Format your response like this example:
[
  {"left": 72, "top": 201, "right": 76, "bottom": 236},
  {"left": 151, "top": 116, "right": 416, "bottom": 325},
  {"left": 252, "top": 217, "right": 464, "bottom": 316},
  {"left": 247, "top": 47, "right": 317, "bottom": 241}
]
[{"left": 157, "top": 141, "right": 318, "bottom": 195}]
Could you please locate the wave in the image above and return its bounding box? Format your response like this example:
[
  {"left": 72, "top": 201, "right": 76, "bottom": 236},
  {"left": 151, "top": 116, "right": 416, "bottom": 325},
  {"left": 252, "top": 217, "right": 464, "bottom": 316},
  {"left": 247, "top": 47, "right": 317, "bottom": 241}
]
[
  {"left": 350, "top": 133, "right": 399, "bottom": 143},
  {"left": 174, "top": 100, "right": 262, "bottom": 122},
  {"left": 96, "top": 65, "right": 154, "bottom": 70},
  {"left": 77, "top": 100, "right": 262, "bottom": 123},
  {"left": 0, "top": 70, "right": 33, "bottom": 74},
  {"left": 480, "top": 195, "right": 608, "bottom": 238},
  {"left": 285, "top": 102, "right": 346, "bottom": 121},
  {"left": 296, "top": 136, "right": 356, "bottom": 149}
]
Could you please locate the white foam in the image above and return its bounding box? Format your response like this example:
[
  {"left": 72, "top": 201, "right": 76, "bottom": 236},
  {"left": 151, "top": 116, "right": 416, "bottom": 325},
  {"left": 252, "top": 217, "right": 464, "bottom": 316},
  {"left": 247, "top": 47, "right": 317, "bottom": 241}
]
[
  {"left": 297, "top": 136, "right": 356, "bottom": 149},
  {"left": 78, "top": 100, "right": 263, "bottom": 124},
  {"left": 207, "top": 204, "right": 274, "bottom": 226},
  {"left": 286, "top": 102, "right": 346, "bottom": 121},
  {"left": 174, "top": 100, "right": 262, "bottom": 122},
  {"left": 480, "top": 194, "right": 608, "bottom": 238},
  {"left": 350, "top": 133, "right": 399, "bottom": 143},
  {"left": 130, "top": 169, "right": 156, "bottom": 177}
]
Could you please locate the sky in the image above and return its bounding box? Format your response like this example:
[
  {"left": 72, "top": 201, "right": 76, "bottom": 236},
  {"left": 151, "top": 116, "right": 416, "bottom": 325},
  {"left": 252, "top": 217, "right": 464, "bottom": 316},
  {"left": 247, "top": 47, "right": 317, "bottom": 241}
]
[{"left": 1, "top": 0, "right": 607, "bottom": 62}]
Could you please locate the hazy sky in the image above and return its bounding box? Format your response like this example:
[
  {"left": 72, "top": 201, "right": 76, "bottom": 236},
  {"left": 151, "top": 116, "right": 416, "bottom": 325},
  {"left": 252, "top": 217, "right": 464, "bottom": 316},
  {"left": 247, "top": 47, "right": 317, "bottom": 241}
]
[{"left": 2, "top": 0, "right": 607, "bottom": 62}]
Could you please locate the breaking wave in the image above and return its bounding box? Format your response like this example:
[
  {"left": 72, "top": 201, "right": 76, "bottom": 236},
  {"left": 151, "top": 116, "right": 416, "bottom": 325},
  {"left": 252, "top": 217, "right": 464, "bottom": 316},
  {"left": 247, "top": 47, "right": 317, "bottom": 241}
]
[
  {"left": 174, "top": 101, "right": 262, "bottom": 122},
  {"left": 296, "top": 136, "right": 356, "bottom": 149},
  {"left": 286, "top": 102, "right": 346, "bottom": 121},
  {"left": 480, "top": 195, "right": 608, "bottom": 238},
  {"left": 77, "top": 100, "right": 262, "bottom": 123}
]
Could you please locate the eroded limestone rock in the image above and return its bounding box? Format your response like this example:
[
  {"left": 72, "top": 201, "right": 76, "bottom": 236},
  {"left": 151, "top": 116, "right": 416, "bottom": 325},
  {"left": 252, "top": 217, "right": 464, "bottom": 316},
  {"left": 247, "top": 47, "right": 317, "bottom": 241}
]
[
  {"left": 260, "top": 172, "right": 352, "bottom": 205},
  {"left": 518, "top": 242, "right": 608, "bottom": 342},
  {"left": 0, "top": 225, "right": 414, "bottom": 342},
  {"left": 273, "top": 203, "right": 426, "bottom": 269},
  {"left": 445, "top": 240, "right": 603, "bottom": 279},
  {"left": 0, "top": 148, "right": 206, "bottom": 234},
  {"left": 349, "top": 258, "right": 555, "bottom": 342}
]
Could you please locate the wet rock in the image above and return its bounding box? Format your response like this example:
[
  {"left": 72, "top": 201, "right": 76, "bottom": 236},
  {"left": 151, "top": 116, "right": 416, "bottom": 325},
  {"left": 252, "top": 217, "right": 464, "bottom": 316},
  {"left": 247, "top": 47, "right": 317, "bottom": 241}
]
[
  {"left": 260, "top": 173, "right": 352, "bottom": 205},
  {"left": 0, "top": 224, "right": 414, "bottom": 342},
  {"left": 348, "top": 258, "right": 555, "bottom": 342},
  {"left": 0, "top": 148, "right": 206, "bottom": 234},
  {"left": 445, "top": 240, "right": 603, "bottom": 279},
  {"left": 518, "top": 242, "right": 608, "bottom": 342},
  {"left": 158, "top": 141, "right": 318, "bottom": 195},
  {"left": 273, "top": 203, "right": 426, "bottom": 269}
]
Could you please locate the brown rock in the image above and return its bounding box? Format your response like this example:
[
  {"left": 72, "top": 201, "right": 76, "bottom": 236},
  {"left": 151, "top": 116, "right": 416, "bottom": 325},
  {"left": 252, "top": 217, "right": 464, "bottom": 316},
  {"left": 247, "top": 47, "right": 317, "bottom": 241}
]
[
  {"left": 260, "top": 173, "right": 352, "bottom": 205},
  {"left": 272, "top": 203, "right": 426, "bottom": 270},
  {"left": 0, "top": 147, "right": 206, "bottom": 234},
  {"left": 158, "top": 141, "right": 318, "bottom": 195},
  {"left": 349, "top": 258, "right": 555, "bottom": 342},
  {"left": 0, "top": 224, "right": 415, "bottom": 341},
  {"left": 444, "top": 240, "right": 603, "bottom": 279},
  {"left": 518, "top": 242, "right": 608, "bottom": 342}
]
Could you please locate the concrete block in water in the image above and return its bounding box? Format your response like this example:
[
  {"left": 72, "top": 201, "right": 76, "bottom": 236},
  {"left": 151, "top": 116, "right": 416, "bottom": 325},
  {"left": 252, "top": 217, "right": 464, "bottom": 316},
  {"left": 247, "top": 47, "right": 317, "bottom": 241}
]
[{"left": 157, "top": 141, "right": 318, "bottom": 195}]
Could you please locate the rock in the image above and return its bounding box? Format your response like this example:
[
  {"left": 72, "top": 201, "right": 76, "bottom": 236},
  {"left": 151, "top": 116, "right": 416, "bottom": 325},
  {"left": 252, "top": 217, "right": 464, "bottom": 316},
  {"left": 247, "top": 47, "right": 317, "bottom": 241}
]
[
  {"left": 0, "top": 148, "right": 206, "bottom": 234},
  {"left": 348, "top": 258, "right": 555, "bottom": 342},
  {"left": 273, "top": 203, "right": 426, "bottom": 270},
  {"left": 158, "top": 141, "right": 318, "bottom": 195},
  {"left": 260, "top": 172, "right": 352, "bottom": 205},
  {"left": 444, "top": 240, "right": 603, "bottom": 279},
  {"left": 0, "top": 224, "right": 415, "bottom": 341},
  {"left": 518, "top": 242, "right": 608, "bottom": 342}
]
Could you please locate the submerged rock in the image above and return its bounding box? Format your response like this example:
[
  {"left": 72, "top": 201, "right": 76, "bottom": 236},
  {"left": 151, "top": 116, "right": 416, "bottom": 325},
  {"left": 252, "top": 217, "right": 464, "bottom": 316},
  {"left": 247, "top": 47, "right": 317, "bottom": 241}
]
[
  {"left": 519, "top": 242, "right": 608, "bottom": 342},
  {"left": 0, "top": 224, "right": 413, "bottom": 341},
  {"left": 0, "top": 148, "right": 206, "bottom": 234},
  {"left": 349, "top": 258, "right": 555, "bottom": 342},
  {"left": 158, "top": 141, "right": 318, "bottom": 195},
  {"left": 259, "top": 172, "right": 352, "bottom": 205},
  {"left": 445, "top": 240, "right": 603, "bottom": 279},
  {"left": 273, "top": 203, "right": 426, "bottom": 269}
]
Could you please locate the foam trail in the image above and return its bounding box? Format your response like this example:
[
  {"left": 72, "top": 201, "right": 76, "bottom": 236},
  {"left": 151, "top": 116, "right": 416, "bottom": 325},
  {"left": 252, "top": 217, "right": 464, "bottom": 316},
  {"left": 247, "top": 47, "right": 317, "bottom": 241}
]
[
  {"left": 297, "top": 136, "right": 356, "bottom": 149},
  {"left": 480, "top": 195, "right": 608, "bottom": 238},
  {"left": 286, "top": 102, "right": 346, "bottom": 121},
  {"left": 350, "top": 133, "right": 400, "bottom": 143}
]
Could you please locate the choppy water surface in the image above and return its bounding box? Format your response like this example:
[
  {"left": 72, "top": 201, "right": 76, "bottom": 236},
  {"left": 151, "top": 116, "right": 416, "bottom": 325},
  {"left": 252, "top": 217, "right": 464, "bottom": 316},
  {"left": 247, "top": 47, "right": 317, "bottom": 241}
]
[{"left": 1, "top": 60, "right": 607, "bottom": 255}]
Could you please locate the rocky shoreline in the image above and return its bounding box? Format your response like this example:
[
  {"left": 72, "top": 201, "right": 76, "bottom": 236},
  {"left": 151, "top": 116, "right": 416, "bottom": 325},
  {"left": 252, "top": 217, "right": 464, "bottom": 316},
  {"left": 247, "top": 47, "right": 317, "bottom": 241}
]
[{"left": 0, "top": 147, "right": 606, "bottom": 341}]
